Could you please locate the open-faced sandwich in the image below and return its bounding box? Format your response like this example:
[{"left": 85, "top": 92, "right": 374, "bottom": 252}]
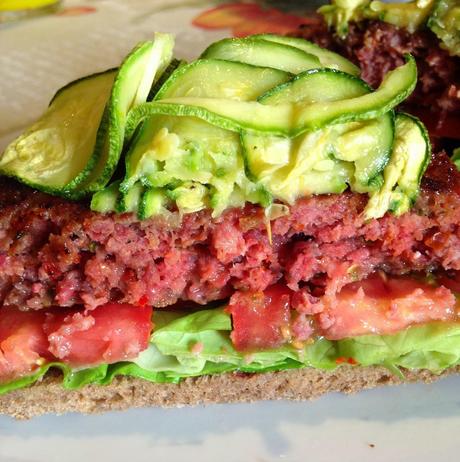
[{"left": 0, "top": 32, "right": 459, "bottom": 419}]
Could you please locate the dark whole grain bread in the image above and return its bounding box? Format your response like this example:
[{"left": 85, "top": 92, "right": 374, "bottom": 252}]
[{"left": 1, "top": 366, "right": 458, "bottom": 419}]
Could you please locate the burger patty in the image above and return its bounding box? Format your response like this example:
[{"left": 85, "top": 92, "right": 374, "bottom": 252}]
[
  {"left": 0, "top": 151, "right": 459, "bottom": 312},
  {"left": 292, "top": 19, "right": 460, "bottom": 117}
]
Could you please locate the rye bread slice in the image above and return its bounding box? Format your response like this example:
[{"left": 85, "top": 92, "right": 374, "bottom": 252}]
[{"left": 1, "top": 366, "right": 458, "bottom": 419}]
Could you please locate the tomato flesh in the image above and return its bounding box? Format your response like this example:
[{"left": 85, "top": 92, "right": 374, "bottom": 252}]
[
  {"left": 318, "top": 272, "right": 457, "bottom": 340},
  {"left": 0, "top": 307, "right": 50, "bottom": 382},
  {"left": 0, "top": 303, "right": 153, "bottom": 383},
  {"left": 228, "top": 285, "right": 291, "bottom": 351},
  {"left": 44, "top": 303, "right": 152, "bottom": 366}
]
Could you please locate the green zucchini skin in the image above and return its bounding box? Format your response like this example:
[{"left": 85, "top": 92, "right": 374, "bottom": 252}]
[
  {"left": 200, "top": 37, "right": 321, "bottom": 74},
  {"left": 251, "top": 33, "right": 360, "bottom": 76},
  {"left": 364, "top": 112, "right": 431, "bottom": 220},
  {"left": 67, "top": 34, "right": 175, "bottom": 198},
  {"left": 154, "top": 58, "right": 291, "bottom": 101},
  {"left": 125, "top": 55, "right": 416, "bottom": 139},
  {"left": 138, "top": 188, "right": 168, "bottom": 220}
]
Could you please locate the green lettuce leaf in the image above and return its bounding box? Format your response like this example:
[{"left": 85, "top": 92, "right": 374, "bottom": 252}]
[
  {"left": 152, "top": 308, "right": 338, "bottom": 372},
  {"left": 2, "top": 307, "right": 460, "bottom": 395},
  {"left": 0, "top": 362, "right": 108, "bottom": 395},
  {"left": 151, "top": 309, "right": 460, "bottom": 376},
  {"left": 337, "top": 321, "right": 460, "bottom": 373}
]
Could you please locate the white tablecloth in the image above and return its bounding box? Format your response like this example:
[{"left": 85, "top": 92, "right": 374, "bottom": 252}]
[{"left": 0, "top": 0, "right": 226, "bottom": 149}]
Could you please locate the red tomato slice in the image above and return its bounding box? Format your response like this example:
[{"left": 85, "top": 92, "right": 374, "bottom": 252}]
[
  {"left": 0, "top": 307, "right": 50, "bottom": 382},
  {"left": 44, "top": 303, "right": 153, "bottom": 366},
  {"left": 318, "top": 272, "right": 458, "bottom": 340},
  {"left": 228, "top": 285, "right": 291, "bottom": 351}
]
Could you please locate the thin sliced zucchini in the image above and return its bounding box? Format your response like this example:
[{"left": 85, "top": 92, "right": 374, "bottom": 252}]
[
  {"left": 364, "top": 113, "right": 431, "bottom": 220},
  {"left": 257, "top": 67, "right": 370, "bottom": 104},
  {"left": 121, "top": 115, "right": 245, "bottom": 216},
  {"left": 243, "top": 68, "right": 394, "bottom": 199},
  {"left": 69, "top": 33, "right": 175, "bottom": 197},
  {"left": 262, "top": 69, "right": 395, "bottom": 189},
  {"left": 122, "top": 59, "right": 289, "bottom": 191},
  {"left": 155, "top": 59, "right": 291, "bottom": 101},
  {"left": 148, "top": 58, "right": 185, "bottom": 101},
  {"left": 126, "top": 56, "right": 416, "bottom": 138},
  {"left": 252, "top": 33, "right": 360, "bottom": 76},
  {"left": 200, "top": 37, "right": 321, "bottom": 74},
  {"left": 90, "top": 180, "right": 121, "bottom": 213},
  {"left": 117, "top": 181, "right": 145, "bottom": 213},
  {"left": 288, "top": 54, "right": 415, "bottom": 133},
  {"left": 0, "top": 69, "right": 116, "bottom": 194},
  {"left": 138, "top": 188, "right": 168, "bottom": 219},
  {"left": 121, "top": 59, "right": 286, "bottom": 214}
]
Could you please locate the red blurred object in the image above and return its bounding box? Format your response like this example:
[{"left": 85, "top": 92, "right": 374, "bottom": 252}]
[{"left": 193, "top": 3, "right": 321, "bottom": 37}]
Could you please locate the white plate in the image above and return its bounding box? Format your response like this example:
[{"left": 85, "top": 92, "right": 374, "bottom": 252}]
[{"left": 1, "top": 1, "right": 459, "bottom": 460}]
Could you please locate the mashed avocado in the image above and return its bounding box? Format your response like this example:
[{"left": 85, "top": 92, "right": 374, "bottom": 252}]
[
  {"left": 318, "top": 0, "right": 369, "bottom": 37},
  {"left": 428, "top": 0, "right": 460, "bottom": 56},
  {"left": 319, "top": 0, "right": 460, "bottom": 56}
]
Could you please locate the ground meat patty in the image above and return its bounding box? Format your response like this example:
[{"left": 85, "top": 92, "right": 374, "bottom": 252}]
[
  {"left": 0, "top": 151, "right": 459, "bottom": 311},
  {"left": 292, "top": 19, "right": 460, "bottom": 117}
]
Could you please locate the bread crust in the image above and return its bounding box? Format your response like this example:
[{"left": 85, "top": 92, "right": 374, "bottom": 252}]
[{"left": 1, "top": 365, "right": 458, "bottom": 419}]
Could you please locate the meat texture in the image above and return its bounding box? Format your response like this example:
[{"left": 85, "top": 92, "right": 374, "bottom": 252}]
[{"left": 0, "top": 151, "right": 459, "bottom": 312}]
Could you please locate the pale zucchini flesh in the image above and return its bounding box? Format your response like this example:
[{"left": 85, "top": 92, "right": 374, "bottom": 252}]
[
  {"left": 155, "top": 59, "right": 291, "bottom": 101},
  {"left": 0, "top": 70, "right": 116, "bottom": 194},
  {"left": 126, "top": 56, "right": 416, "bottom": 138}
]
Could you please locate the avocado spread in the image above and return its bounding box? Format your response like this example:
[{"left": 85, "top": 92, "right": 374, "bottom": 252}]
[
  {"left": 319, "top": 0, "right": 460, "bottom": 56},
  {"left": 428, "top": 0, "right": 460, "bottom": 56}
]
